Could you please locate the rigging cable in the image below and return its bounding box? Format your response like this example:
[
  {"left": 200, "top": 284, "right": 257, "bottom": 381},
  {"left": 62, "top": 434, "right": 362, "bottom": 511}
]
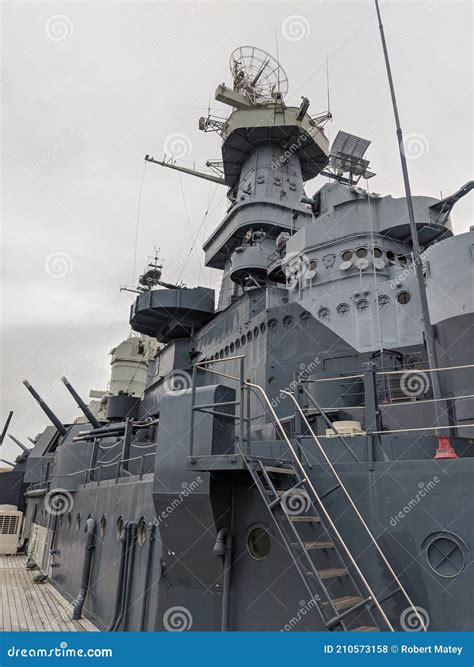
[
  {"left": 132, "top": 160, "right": 148, "bottom": 285},
  {"left": 177, "top": 183, "right": 220, "bottom": 284}
]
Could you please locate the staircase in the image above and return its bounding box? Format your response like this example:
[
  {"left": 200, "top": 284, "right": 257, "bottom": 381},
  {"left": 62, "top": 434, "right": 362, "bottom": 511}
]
[
  {"left": 241, "top": 380, "right": 426, "bottom": 632},
  {"left": 244, "top": 458, "right": 384, "bottom": 631}
]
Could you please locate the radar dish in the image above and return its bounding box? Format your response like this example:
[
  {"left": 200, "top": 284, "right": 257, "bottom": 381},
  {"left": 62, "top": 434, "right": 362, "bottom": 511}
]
[{"left": 230, "top": 46, "right": 289, "bottom": 102}]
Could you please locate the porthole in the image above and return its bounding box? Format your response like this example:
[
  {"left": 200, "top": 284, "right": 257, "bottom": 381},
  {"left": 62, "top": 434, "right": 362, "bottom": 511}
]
[
  {"left": 426, "top": 536, "right": 465, "bottom": 578},
  {"left": 398, "top": 255, "right": 407, "bottom": 266},
  {"left": 224, "top": 346, "right": 229, "bottom": 356},
  {"left": 268, "top": 318, "right": 277, "bottom": 330},
  {"left": 100, "top": 514, "right": 107, "bottom": 538},
  {"left": 283, "top": 315, "right": 293, "bottom": 327},
  {"left": 259, "top": 322, "right": 266, "bottom": 334},
  {"left": 137, "top": 517, "right": 147, "bottom": 546},
  {"left": 240, "top": 335, "right": 246, "bottom": 347},
  {"left": 116, "top": 516, "right": 124, "bottom": 542},
  {"left": 386, "top": 250, "right": 395, "bottom": 263},
  {"left": 247, "top": 526, "right": 271, "bottom": 560},
  {"left": 219, "top": 349, "right": 224, "bottom": 359},
  {"left": 356, "top": 247, "right": 368, "bottom": 258},
  {"left": 253, "top": 326, "right": 259, "bottom": 338},
  {"left": 67, "top": 512, "right": 72, "bottom": 528},
  {"left": 230, "top": 342, "right": 235, "bottom": 354},
  {"left": 341, "top": 250, "right": 353, "bottom": 262},
  {"left": 235, "top": 338, "right": 241, "bottom": 350},
  {"left": 307, "top": 259, "right": 317, "bottom": 272},
  {"left": 378, "top": 294, "right": 390, "bottom": 309},
  {"left": 356, "top": 299, "right": 369, "bottom": 314},
  {"left": 397, "top": 291, "right": 411, "bottom": 305},
  {"left": 247, "top": 331, "right": 252, "bottom": 342},
  {"left": 317, "top": 307, "right": 330, "bottom": 321},
  {"left": 300, "top": 310, "right": 311, "bottom": 323},
  {"left": 337, "top": 303, "right": 350, "bottom": 317},
  {"left": 373, "top": 247, "right": 383, "bottom": 258},
  {"left": 267, "top": 376, "right": 276, "bottom": 385},
  {"left": 76, "top": 513, "right": 81, "bottom": 532}
]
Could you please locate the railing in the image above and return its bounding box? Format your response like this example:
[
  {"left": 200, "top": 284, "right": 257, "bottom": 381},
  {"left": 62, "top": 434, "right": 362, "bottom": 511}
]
[
  {"left": 282, "top": 388, "right": 427, "bottom": 630},
  {"left": 188, "top": 356, "right": 428, "bottom": 630}
]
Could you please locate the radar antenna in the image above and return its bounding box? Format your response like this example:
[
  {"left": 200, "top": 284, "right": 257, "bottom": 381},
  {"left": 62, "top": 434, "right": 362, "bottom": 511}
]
[{"left": 230, "top": 46, "right": 289, "bottom": 103}]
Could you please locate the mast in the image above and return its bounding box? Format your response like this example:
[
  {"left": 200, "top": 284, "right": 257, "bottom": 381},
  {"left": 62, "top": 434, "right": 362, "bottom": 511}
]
[{"left": 374, "top": 0, "right": 447, "bottom": 434}]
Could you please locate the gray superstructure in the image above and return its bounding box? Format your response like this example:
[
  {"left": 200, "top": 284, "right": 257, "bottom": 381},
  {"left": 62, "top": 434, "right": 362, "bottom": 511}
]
[{"left": 5, "top": 45, "right": 473, "bottom": 633}]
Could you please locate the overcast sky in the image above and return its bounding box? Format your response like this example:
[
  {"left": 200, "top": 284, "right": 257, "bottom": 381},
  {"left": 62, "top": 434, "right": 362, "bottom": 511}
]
[{"left": 1, "top": 0, "right": 472, "bottom": 459}]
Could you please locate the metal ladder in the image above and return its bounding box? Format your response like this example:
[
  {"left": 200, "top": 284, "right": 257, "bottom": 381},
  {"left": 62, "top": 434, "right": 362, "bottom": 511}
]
[
  {"left": 189, "top": 357, "right": 425, "bottom": 631},
  {"left": 241, "top": 380, "right": 427, "bottom": 632},
  {"left": 243, "top": 457, "right": 384, "bottom": 630}
]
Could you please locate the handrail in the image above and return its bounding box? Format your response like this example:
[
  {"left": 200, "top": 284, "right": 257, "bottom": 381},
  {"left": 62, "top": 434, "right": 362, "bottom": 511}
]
[
  {"left": 282, "top": 389, "right": 427, "bottom": 631},
  {"left": 244, "top": 380, "right": 394, "bottom": 631},
  {"left": 300, "top": 362, "right": 474, "bottom": 384}
]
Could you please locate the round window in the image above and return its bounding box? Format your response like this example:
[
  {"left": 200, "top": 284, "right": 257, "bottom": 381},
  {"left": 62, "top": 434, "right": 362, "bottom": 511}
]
[
  {"left": 341, "top": 250, "right": 353, "bottom": 262},
  {"left": 337, "top": 303, "right": 350, "bottom": 317},
  {"left": 76, "top": 513, "right": 81, "bottom": 532},
  {"left": 427, "top": 536, "right": 465, "bottom": 578},
  {"left": 356, "top": 247, "right": 368, "bottom": 258},
  {"left": 373, "top": 247, "right": 383, "bottom": 258},
  {"left": 247, "top": 526, "right": 271, "bottom": 560},
  {"left": 100, "top": 514, "right": 107, "bottom": 538},
  {"left": 386, "top": 250, "right": 395, "bottom": 262},
  {"left": 397, "top": 291, "right": 411, "bottom": 305}
]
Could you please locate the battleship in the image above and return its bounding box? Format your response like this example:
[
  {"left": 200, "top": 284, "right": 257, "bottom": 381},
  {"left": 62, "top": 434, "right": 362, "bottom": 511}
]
[{"left": 1, "top": 34, "right": 473, "bottom": 634}]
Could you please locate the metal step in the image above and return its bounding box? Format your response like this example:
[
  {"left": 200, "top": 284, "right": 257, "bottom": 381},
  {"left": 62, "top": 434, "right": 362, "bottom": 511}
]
[
  {"left": 289, "top": 515, "right": 320, "bottom": 523},
  {"left": 324, "top": 596, "right": 362, "bottom": 611},
  {"left": 264, "top": 466, "right": 296, "bottom": 475},
  {"left": 317, "top": 567, "right": 348, "bottom": 580},
  {"left": 351, "top": 626, "right": 380, "bottom": 632},
  {"left": 304, "top": 541, "right": 335, "bottom": 550}
]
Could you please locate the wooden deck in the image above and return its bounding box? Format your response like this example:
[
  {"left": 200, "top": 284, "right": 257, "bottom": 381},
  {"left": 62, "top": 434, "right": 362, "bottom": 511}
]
[{"left": 0, "top": 555, "right": 98, "bottom": 632}]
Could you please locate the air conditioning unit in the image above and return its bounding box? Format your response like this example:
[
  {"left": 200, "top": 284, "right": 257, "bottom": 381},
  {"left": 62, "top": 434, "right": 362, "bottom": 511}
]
[{"left": 0, "top": 506, "right": 22, "bottom": 555}]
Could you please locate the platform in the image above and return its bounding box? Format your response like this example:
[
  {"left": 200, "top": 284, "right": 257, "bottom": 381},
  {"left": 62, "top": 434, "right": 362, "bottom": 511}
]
[{"left": 0, "top": 555, "right": 98, "bottom": 632}]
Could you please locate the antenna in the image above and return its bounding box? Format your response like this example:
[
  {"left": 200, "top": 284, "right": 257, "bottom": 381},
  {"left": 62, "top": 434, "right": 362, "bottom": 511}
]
[
  {"left": 374, "top": 0, "right": 448, "bottom": 439},
  {"left": 326, "top": 53, "right": 331, "bottom": 117},
  {"left": 229, "top": 46, "right": 289, "bottom": 103}
]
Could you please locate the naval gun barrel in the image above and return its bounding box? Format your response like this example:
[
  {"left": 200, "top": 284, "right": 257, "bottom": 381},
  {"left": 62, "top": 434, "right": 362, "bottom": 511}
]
[
  {"left": 61, "top": 376, "right": 101, "bottom": 429},
  {"left": 0, "top": 411, "right": 14, "bottom": 446},
  {"left": 22, "top": 380, "right": 67, "bottom": 436},
  {"left": 8, "top": 434, "right": 31, "bottom": 454}
]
